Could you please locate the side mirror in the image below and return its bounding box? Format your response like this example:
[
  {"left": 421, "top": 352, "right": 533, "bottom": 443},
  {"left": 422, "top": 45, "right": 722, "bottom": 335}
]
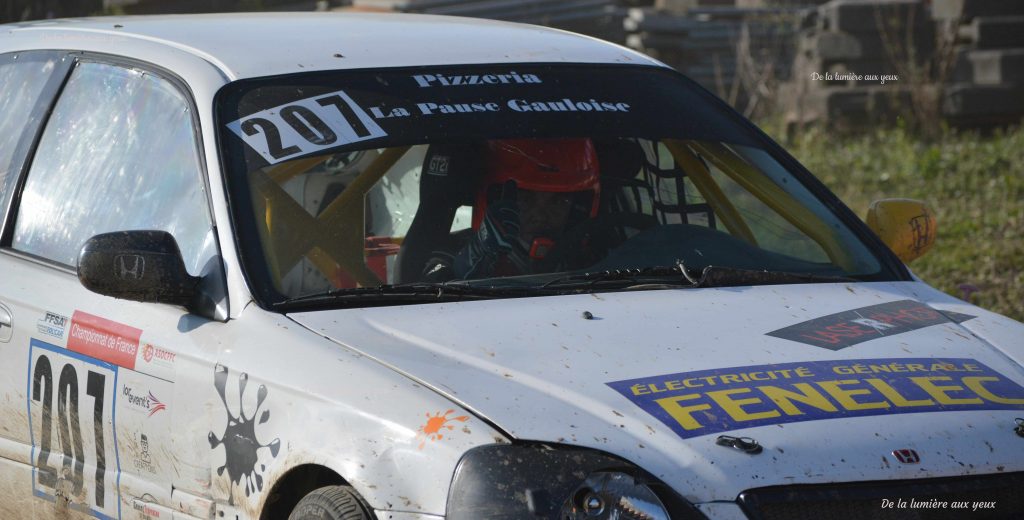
[
  {"left": 865, "top": 199, "right": 937, "bottom": 264},
  {"left": 78, "top": 230, "right": 201, "bottom": 308}
]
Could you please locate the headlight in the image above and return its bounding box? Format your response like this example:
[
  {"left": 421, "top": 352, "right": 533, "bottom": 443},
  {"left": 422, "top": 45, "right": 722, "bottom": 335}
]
[
  {"left": 446, "top": 443, "right": 705, "bottom": 520},
  {"left": 561, "top": 471, "right": 669, "bottom": 520}
]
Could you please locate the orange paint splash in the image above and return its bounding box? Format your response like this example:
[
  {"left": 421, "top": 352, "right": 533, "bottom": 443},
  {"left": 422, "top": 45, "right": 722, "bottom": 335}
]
[{"left": 416, "top": 409, "right": 469, "bottom": 450}]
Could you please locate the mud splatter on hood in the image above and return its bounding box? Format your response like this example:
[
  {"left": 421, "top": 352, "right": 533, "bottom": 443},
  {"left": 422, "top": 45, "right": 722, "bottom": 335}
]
[{"left": 290, "top": 281, "right": 1024, "bottom": 502}]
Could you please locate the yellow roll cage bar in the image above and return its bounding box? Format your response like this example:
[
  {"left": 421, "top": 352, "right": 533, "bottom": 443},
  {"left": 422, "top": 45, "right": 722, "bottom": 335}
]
[
  {"left": 250, "top": 139, "right": 856, "bottom": 290},
  {"left": 665, "top": 139, "right": 856, "bottom": 271},
  {"left": 250, "top": 147, "right": 410, "bottom": 289}
]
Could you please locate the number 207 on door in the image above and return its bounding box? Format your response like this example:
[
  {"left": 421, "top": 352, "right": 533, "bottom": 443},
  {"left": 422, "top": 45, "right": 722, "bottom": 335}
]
[{"left": 27, "top": 339, "right": 120, "bottom": 519}]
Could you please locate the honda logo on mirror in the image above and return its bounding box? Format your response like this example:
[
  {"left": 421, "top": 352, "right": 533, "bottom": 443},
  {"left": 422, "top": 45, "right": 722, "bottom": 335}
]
[{"left": 115, "top": 254, "right": 145, "bottom": 280}]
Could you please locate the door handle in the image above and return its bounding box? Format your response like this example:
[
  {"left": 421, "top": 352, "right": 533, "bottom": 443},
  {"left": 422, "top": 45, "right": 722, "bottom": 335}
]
[{"left": 0, "top": 303, "right": 11, "bottom": 342}]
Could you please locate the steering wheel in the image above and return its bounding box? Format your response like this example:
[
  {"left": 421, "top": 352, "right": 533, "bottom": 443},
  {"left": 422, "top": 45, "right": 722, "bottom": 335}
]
[{"left": 544, "top": 212, "right": 659, "bottom": 271}]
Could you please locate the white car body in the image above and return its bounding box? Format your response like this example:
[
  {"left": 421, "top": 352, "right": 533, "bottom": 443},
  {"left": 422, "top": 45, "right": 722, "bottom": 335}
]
[{"left": 0, "top": 12, "right": 1021, "bottom": 520}]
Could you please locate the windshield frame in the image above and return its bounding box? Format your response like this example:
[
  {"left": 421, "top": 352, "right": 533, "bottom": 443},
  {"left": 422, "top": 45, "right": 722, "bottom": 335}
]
[{"left": 213, "top": 62, "right": 911, "bottom": 312}]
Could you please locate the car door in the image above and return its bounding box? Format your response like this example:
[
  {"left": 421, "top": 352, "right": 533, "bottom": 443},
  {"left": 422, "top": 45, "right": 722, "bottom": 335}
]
[
  {"left": 0, "top": 48, "right": 73, "bottom": 518},
  {"left": 0, "top": 55, "right": 223, "bottom": 519}
]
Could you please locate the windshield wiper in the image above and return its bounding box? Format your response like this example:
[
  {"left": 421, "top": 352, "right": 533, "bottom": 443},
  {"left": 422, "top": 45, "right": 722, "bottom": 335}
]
[
  {"left": 279, "top": 266, "right": 857, "bottom": 309},
  {"left": 543, "top": 264, "right": 856, "bottom": 290},
  {"left": 541, "top": 265, "right": 692, "bottom": 290},
  {"left": 277, "top": 282, "right": 555, "bottom": 309},
  {"left": 693, "top": 265, "right": 857, "bottom": 287}
]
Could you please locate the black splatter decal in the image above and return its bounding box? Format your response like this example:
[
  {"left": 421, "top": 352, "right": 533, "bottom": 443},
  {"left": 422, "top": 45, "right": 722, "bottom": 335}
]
[{"left": 208, "top": 364, "right": 280, "bottom": 502}]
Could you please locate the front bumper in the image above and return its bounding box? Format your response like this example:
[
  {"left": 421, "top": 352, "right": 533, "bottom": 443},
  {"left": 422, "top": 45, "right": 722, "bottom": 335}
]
[{"left": 736, "top": 472, "right": 1024, "bottom": 520}]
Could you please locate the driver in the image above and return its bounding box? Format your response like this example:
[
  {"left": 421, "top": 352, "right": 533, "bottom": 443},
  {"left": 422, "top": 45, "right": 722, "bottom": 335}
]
[{"left": 423, "top": 138, "right": 600, "bottom": 281}]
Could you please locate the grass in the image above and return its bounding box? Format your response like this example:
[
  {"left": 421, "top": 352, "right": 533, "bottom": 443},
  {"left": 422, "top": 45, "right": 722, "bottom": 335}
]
[{"left": 761, "top": 122, "right": 1024, "bottom": 322}]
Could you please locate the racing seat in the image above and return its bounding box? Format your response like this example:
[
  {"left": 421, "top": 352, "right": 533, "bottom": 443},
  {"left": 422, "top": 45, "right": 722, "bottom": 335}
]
[
  {"left": 593, "top": 138, "right": 650, "bottom": 216},
  {"left": 591, "top": 138, "right": 659, "bottom": 242},
  {"left": 394, "top": 143, "right": 482, "bottom": 284}
]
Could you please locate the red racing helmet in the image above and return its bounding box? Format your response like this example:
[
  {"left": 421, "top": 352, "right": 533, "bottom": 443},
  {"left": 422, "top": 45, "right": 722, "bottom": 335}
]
[{"left": 472, "top": 138, "right": 601, "bottom": 230}]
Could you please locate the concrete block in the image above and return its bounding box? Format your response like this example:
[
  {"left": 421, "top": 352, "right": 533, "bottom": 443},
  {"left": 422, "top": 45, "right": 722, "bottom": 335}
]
[
  {"left": 931, "top": 0, "right": 1024, "bottom": 22},
  {"left": 948, "top": 46, "right": 973, "bottom": 83},
  {"left": 800, "top": 30, "right": 863, "bottom": 61},
  {"left": 835, "top": 30, "right": 936, "bottom": 63},
  {"left": 822, "top": 87, "right": 870, "bottom": 116},
  {"left": 959, "top": 16, "right": 1024, "bottom": 49},
  {"left": 969, "top": 48, "right": 1024, "bottom": 85},
  {"left": 821, "top": 0, "right": 931, "bottom": 34},
  {"left": 811, "top": 85, "right": 914, "bottom": 123},
  {"left": 944, "top": 83, "right": 1024, "bottom": 117},
  {"left": 654, "top": 0, "right": 698, "bottom": 13}
]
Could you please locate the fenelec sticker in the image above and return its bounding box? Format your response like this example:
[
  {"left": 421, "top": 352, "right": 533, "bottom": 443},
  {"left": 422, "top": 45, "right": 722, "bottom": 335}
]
[
  {"left": 607, "top": 358, "right": 1024, "bottom": 440},
  {"left": 226, "top": 90, "right": 387, "bottom": 165},
  {"left": 766, "top": 300, "right": 975, "bottom": 350}
]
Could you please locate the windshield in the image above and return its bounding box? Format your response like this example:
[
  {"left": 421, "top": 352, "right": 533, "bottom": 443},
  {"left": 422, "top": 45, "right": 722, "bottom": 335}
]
[{"left": 217, "top": 64, "right": 897, "bottom": 308}]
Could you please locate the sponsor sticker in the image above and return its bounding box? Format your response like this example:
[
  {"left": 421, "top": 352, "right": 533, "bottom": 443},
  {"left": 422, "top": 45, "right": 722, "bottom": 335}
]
[
  {"left": 226, "top": 89, "right": 387, "bottom": 165},
  {"left": 131, "top": 496, "right": 161, "bottom": 517},
  {"left": 122, "top": 385, "right": 166, "bottom": 417},
  {"left": 766, "top": 300, "right": 975, "bottom": 350},
  {"left": 133, "top": 433, "right": 156, "bottom": 474},
  {"left": 36, "top": 311, "right": 68, "bottom": 339},
  {"left": 67, "top": 311, "right": 142, "bottom": 369},
  {"left": 607, "top": 358, "right": 1024, "bottom": 440},
  {"left": 426, "top": 154, "right": 450, "bottom": 176},
  {"left": 409, "top": 97, "right": 630, "bottom": 116},
  {"left": 141, "top": 343, "right": 176, "bottom": 366},
  {"left": 411, "top": 70, "right": 542, "bottom": 88}
]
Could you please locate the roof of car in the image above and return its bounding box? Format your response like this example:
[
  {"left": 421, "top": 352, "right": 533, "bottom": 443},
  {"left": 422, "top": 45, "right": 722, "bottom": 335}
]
[{"left": 2, "top": 12, "right": 662, "bottom": 80}]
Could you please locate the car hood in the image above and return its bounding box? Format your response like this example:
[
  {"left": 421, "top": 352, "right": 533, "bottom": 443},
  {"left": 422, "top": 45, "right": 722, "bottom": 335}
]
[{"left": 288, "top": 281, "right": 1024, "bottom": 503}]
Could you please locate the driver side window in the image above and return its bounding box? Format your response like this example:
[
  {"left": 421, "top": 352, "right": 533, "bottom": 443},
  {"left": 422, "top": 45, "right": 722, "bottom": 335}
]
[
  {"left": 0, "top": 51, "right": 61, "bottom": 222},
  {"left": 11, "top": 61, "right": 214, "bottom": 275}
]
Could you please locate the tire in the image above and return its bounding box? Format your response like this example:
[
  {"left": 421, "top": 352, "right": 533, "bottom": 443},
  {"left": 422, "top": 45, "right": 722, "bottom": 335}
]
[{"left": 287, "top": 485, "right": 375, "bottom": 520}]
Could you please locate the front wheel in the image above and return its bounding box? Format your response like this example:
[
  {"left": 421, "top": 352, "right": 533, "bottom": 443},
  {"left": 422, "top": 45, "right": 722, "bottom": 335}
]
[{"left": 288, "top": 485, "right": 374, "bottom": 520}]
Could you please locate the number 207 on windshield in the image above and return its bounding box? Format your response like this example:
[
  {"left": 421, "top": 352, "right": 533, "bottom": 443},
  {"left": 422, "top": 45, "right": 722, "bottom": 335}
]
[{"left": 226, "top": 90, "right": 387, "bottom": 165}]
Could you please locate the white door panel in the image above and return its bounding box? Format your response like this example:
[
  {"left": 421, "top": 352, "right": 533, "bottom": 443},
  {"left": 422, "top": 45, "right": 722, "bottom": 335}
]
[{"left": 0, "top": 253, "right": 215, "bottom": 519}]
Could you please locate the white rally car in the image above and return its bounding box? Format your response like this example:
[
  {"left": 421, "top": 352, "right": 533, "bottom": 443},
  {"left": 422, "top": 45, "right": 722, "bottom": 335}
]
[{"left": 0, "top": 12, "right": 1022, "bottom": 520}]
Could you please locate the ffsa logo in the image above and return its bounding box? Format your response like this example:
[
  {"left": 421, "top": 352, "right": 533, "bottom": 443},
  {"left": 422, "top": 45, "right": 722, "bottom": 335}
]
[{"left": 36, "top": 311, "right": 68, "bottom": 339}]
